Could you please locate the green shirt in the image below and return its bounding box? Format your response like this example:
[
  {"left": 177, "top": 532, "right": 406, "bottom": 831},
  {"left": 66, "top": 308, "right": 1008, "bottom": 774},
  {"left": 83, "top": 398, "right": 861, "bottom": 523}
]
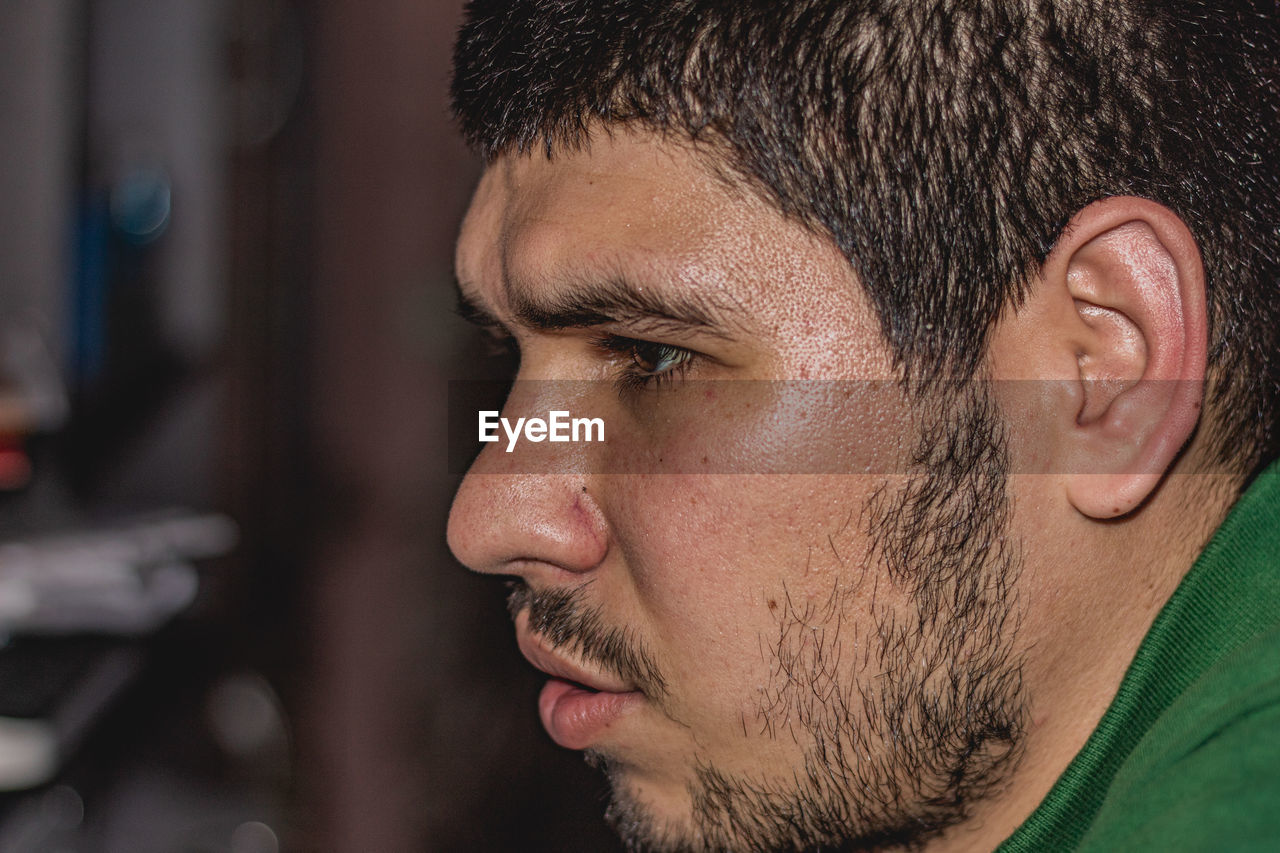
[{"left": 999, "top": 462, "right": 1280, "bottom": 851}]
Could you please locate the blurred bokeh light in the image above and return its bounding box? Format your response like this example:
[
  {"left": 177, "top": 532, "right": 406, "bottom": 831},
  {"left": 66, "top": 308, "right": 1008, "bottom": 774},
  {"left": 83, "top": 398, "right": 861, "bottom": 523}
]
[{"left": 0, "top": 1, "right": 624, "bottom": 849}]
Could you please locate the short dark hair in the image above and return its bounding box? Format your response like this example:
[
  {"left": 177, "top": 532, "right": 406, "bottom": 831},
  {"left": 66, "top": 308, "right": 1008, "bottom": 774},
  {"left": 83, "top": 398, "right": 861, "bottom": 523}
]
[{"left": 451, "top": 0, "right": 1280, "bottom": 479}]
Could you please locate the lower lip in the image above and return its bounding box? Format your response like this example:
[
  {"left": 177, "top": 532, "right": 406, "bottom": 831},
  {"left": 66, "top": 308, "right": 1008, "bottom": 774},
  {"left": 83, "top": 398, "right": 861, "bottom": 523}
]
[{"left": 538, "top": 678, "right": 642, "bottom": 750}]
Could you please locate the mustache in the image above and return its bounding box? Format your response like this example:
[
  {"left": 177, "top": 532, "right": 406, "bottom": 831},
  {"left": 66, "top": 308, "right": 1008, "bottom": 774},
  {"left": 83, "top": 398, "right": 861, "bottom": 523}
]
[{"left": 507, "top": 580, "right": 668, "bottom": 700}]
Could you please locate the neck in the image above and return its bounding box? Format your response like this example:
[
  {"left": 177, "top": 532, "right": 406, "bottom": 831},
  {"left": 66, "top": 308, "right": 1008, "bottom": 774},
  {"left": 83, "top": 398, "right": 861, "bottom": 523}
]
[{"left": 921, "top": 464, "right": 1236, "bottom": 852}]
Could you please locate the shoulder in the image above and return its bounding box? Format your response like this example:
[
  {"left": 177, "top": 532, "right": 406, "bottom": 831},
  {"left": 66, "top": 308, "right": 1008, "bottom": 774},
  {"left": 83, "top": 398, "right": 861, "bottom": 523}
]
[{"left": 1080, "top": 624, "right": 1280, "bottom": 852}]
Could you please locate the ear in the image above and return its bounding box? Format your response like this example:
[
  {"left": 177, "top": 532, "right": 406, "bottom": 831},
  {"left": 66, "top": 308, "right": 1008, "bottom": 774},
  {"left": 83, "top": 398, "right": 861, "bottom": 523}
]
[{"left": 994, "top": 197, "right": 1207, "bottom": 518}]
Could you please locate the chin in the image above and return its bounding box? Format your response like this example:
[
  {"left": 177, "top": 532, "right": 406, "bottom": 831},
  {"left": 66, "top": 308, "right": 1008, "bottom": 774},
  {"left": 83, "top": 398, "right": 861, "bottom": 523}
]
[{"left": 587, "top": 751, "right": 703, "bottom": 852}]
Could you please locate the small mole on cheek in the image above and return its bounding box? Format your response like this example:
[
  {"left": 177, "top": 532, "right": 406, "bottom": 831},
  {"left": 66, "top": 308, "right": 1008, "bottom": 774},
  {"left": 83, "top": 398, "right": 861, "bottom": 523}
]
[
  {"left": 701, "top": 455, "right": 709, "bottom": 465},
  {"left": 582, "top": 485, "right": 588, "bottom": 493},
  {"left": 768, "top": 599, "right": 778, "bottom": 611}
]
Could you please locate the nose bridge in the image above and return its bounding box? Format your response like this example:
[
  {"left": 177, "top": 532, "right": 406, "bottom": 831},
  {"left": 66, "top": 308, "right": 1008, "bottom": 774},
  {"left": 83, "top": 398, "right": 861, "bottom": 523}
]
[
  {"left": 480, "top": 375, "right": 593, "bottom": 463},
  {"left": 447, "top": 378, "right": 609, "bottom": 578}
]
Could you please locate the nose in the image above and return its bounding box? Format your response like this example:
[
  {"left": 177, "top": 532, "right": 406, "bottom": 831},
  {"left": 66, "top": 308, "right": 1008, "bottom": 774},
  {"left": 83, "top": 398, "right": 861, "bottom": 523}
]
[
  {"left": 447, "top": 448, "right": 609, "bottom": 581},
  {"left": 448, "top": 346, "right": 613, "bottom": 579}
]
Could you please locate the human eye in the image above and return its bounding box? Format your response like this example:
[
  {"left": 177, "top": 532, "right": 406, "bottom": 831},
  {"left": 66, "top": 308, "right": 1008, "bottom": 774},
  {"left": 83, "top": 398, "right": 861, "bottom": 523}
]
[
  {"left": 456, "top": 324, "right": 516, "bottom": 384},
  {"left": 591, "top": 333, "right": 698, "bottom": 391},
  {"left": 454, "top": 307, "right": 520, "bottom": 380},
  {"left": 481, "top": 329, "right": 519, "bottom": 363}
]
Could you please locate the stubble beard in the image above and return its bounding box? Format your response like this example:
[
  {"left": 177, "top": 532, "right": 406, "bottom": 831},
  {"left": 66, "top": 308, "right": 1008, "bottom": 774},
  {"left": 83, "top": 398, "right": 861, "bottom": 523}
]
[{"left": 516, "top": 383, "right": 1028, "bottom": 852}]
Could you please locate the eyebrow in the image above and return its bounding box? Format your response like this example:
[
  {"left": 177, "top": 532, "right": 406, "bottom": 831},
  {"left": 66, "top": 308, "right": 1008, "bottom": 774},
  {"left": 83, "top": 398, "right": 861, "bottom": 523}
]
[{"left": 455, "top": 274, "right": 741, "bottom": 339}]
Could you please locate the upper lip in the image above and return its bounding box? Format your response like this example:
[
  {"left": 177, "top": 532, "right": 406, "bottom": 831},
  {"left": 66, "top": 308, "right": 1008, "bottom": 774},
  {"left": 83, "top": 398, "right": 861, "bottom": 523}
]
[{"left": 515, "top": 611, "right": 638, "bottom": 694}]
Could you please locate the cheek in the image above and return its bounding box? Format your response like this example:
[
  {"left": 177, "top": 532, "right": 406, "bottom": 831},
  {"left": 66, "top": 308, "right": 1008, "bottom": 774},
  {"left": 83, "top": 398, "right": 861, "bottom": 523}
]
[
  {"left": 599, "top": 377, "right": 915, "bottom": 479},
  {"left": 603, "top": 473, "right": 884, "bottom": 730},
  {"left": 611, "top": 474, "right": 775, "bottom": 623}
]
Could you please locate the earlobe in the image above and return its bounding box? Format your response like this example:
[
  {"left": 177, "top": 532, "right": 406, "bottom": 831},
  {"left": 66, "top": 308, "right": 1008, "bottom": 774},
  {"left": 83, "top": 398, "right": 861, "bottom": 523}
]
[{"left": 1051, "top": 199, "right": 1208, "bottom": 518}]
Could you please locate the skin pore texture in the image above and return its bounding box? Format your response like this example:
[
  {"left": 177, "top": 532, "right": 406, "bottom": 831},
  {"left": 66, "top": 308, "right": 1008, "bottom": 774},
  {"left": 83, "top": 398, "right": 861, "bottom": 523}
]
[{"left": 446, "top": 128, "right": 1235, "bottom": 851}]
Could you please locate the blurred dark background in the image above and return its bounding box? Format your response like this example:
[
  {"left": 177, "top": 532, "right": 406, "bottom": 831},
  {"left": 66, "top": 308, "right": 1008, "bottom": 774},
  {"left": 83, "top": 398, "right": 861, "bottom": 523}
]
[{"left": 0, "top": 1, "right": 622, "bottom": 850}]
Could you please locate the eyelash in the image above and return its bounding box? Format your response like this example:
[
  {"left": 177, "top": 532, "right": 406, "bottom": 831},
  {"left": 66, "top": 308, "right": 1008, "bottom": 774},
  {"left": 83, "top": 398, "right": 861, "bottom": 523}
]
[
  {"left": 590, "top": 334, "right": 697, "bottom": 391},
  {"left": 471, "top": 327, "right": 698, "bottom": 391}
]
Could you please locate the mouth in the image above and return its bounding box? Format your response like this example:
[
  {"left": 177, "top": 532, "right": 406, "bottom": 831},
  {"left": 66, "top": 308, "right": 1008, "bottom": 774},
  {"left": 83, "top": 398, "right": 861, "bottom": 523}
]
[{"left": 516, "top": 613, "right": 644, "bottom": 749}]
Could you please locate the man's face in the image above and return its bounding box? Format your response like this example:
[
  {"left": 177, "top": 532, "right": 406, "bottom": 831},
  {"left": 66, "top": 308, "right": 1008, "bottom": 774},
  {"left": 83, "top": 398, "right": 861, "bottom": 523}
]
[{"left": 448, "top": 130, "right": 1026, "bottom": 851}]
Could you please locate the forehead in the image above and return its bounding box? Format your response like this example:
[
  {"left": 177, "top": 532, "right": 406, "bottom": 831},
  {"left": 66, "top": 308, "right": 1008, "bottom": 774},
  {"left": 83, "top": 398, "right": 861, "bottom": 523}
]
[
  {"left": 455, "top": 128, "right": 891, "bottom": 377},
  {"left": 457, "top": 132, "right": 772, "bottom": 301}
]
